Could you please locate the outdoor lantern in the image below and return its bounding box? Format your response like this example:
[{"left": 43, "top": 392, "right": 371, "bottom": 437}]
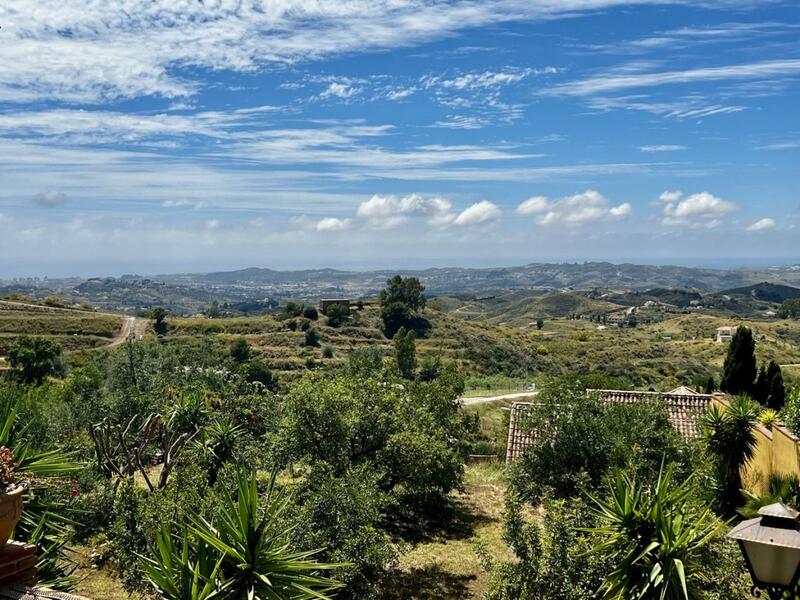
[{"left": 728, "top": 503, "right": 800, "bottom": 599}]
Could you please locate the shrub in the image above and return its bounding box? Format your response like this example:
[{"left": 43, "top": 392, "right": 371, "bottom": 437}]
[
  {"left": 304, "top": 327, "right": 321, "bottom": 347},
  {"left": 509, "top": 384, "right": 687, "bottom": 504},
  {"left": 326, "top": 304, "right": 350, "bottom": 328},
  {"left": 229, "top": 337, "right": 251, "bottom": 364},
  {"left": 8, "top": 336, "right": 64, "bottom": 384},
  {"left": 322, "top": 345, "right": 334, "bottom": 359},
  {"left": 303, "top": 306, "right": 319, "bottom": 320}
]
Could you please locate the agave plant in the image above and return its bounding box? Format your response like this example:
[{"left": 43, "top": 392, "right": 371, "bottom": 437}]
[
  {"left": 702, "top": 395, "right": 759, "bottom": 516},
  {"left": 191, "top": 470, "right": 343, "bottom": 600},
  {"left": 586, "top": 465, "right": 723, "bottom": 600},
  {"left": 140, "top": 527, "right": 226, "bottom": 600}
]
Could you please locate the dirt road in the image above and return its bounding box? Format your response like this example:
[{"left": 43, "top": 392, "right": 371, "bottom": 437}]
[
  {"left": 460, "top": 391, "right": 539, "bottom": 406},
  {"left": 106, "top": 316, "right": 149, "bottom": 348}
]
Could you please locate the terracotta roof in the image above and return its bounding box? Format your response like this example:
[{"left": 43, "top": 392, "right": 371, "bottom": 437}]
[{"left": 505, "top": 389, "right": 714, "bottom": 463}]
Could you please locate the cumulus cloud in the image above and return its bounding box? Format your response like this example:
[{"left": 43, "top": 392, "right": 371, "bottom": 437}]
[
  {"left": 32, "top": 190, "right": 68, "bottom": 208},
  {"left": 516, "top": 190, "right": 632, "bottom": 226},
  {"left": 316, "top": 217, "right": 352, "bottom": 232},
  {"left": 356, "top": 194, "right": 455, "bottom": 229},
  {"left": 659, "top": 191, "right": 737, "bottom": 227},
  {"left": 454, "top": 200, "right": 501, "bottom": 226},
  {"left": 747, "top": 217, "right": 776, "bottom": 231}
]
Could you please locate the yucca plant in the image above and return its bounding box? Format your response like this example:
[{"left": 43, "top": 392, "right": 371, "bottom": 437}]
[
  {"left": 140, "top": 527, "right": 226, "bottom": 600},
  {"left": 586, "top": 465, "right": 723, "bottom": 600},
  {"left": 702, "top": 395, "right": 759, "bottom": 515},
  {"left": 740, "top": 473, "right": 800, "bottom": 518},
  {"left": 139, "top": 469, "right": 344, "bottom": 600},
  {"left": 0, "top": 398, "right": 83, "bottom": 590}
]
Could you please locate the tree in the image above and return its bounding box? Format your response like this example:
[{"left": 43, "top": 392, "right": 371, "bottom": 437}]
[
  {"left": 302, "top": 306, "right": 318, "bottom": 320},
  {"left": 304, "top": 327, "right": 320, "bottom": 347},
  {"left": 380, "top": 302, "right": 411, "bottom": 339},
  {"left": 754, "top": 365, "right": 769, "bottom": 405},
  {"left": 778, "top": 298, "right": 800, "bottom": 319},
  {"left": 379, "top": 276, "right": 426, "bottom": 311},
  {"left": 283, "top": 302, "right": 303, "bottom": 318},
  {"left": 720, "top": 326, "right": 757, "bottom": 396},
  {"left": 8, "top": 336, "right": 64, "bottom": 384},
  {"left": 587, "top": 466, "right": 723, "bottom": 600},
  {"left": 766, "top": 360, "right": 786, "bottom": 411},
  {"left": 229, "top": 337, "right": 251, "bottom": 364},
  {"left": 325, "top": 304, "right": 350, "bottom": 327},
  {"left": 393, "top": 327, "right": 416, "bottom": 379},
  {"left": 702, "top": 395, "right": 759, "bottom": 515},
  {"left": 536, "top": 319, "right": 544, "bottom": 330},
  {"left": 149, "top": 307, "right": 169, "bottom": 336},
  {"left": 704, "top": 376, "right": 716, "bottom": 394},
  {"left": 206, "top": 300, "right": 221, "bottom": 318}
]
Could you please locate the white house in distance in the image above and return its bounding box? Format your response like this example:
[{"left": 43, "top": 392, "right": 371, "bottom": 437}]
[{"left": 716, "top": 326, "right": 736, "bottom": 343}]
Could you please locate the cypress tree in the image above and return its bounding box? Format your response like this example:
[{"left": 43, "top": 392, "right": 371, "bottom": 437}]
[
  {"left": 754, "top": 365, "right": 769, "bottom": 405},
  {"left": 720, "top": 326, "right": 757, "bottom": 397},
  {"left": 766, "top": 360, "right": 786, "bottom": 411},
  {"left": 704, "top": 376, "right": 716, "bottom": 394}
]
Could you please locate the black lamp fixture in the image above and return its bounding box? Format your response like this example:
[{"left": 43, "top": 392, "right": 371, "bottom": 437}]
[{"left": 728, "top": 503, "right": 800, "bottom": 599}]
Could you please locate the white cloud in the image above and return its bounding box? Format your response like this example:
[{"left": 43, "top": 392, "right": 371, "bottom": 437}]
[
  {"left": 316, "top": 217, "right": 352, "bottom": 232},
  {"left": 32, "top": 190, "right": 68, "bottom": 208},
  {"left": 547, "top": 59, "right": 800, "bottom": 97},
  {"left": 516, "top": 190, "right": 632, "bottom": 226},
  {"left": 454, "top": 201, "right": 501, "bottom": 226},
  {"left": 747, "top": 217, "right": 776, "bottom": 231},
  {"left": 0, "top": 1, "right": 673, "bottom": 105},
  {"left": 425, "top": 67, "right": 555, "bottom": 91},
  {"left": 640, "top": 144, "right": 687, "bottom": 152},
  {"left": 319, "top": 82, "right": 361, "bottom": 100},
  {"left": 356, "top": 194, "right": 455, "bottom": 229},
  {"left": 516, "top": 196, "right": 550, "bottom": 214},
  {"left": 660, "top": 191, "right": 737, "bottom": 226},
  {"left": 756, "top": 141, "right": 800, "bottom": 151}
]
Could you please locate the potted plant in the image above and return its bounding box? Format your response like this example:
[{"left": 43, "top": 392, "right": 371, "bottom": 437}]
[{"left": 0, "top": 446, "right": 26, "bottom": 546}]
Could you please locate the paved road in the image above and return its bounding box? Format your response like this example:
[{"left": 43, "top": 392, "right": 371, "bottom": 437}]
[{"left": 460, "top": 390, "right": 539, "bottom": 406}]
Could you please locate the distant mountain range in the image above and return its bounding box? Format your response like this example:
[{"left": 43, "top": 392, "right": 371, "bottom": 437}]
[
  {"left": 3, "top": 262, "right": 799, "bottom": 315},
  {"left": 158, "top": 262, "right": 800, "bottom": 294}
]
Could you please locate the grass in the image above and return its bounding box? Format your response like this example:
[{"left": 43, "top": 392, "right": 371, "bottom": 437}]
[
  {"left": 386, "top": 462, "right": 511, "bottom": 599},
  {"left": 72, "top": 545, "right": 128, "bottom": 600}
]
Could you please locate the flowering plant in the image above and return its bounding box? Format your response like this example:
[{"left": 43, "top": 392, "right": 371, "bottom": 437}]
[{"left": 0, "top": 447, "right": 26, "bottom": 494}]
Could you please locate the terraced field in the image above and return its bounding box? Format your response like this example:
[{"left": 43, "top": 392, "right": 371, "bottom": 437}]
[{"left": 0, "top": 300, "right": 125, "bottom": 355}]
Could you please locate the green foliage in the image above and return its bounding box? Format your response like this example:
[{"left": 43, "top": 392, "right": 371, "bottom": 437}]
[
  {"left": 321, "top": 345, "right": 334, "bottom": 359},
  {"left": 536, "top": 319, "right": 544, "bottom": 330},
  {"left": 379, "top": 276, "right": 426, "bottom": 338},
  {"left": 325, "top": 304, "right": 350, "bottom": 327},
  {"left": 287, "top": 465, "right": 396, "bottom": 599},
  {"left": 586, "top": 466, "right": 724, "bottom": 600},
  {"left": 279, "top": 367, "right": 471, "bottom": 510},
  {"left": 379, "top": 276, "right": 426, "bottom": 312},
  {"left": 188, "top": 470, "right": 343, "bottom": 600},
  {"left": 237, "top": 360, "right": 275, "bottom": 390},
  {"left": 780, "top": 386, "right": 800, "bottom": 436},
  {"left": 741, "top": 473, "right": 800, "bottom": 519},
  {"left": 303, "top": 327, "right": 320, "bottom": 347},
  {"left": 720, "top": 326, "right": 757, "bottom": 396},
  {"left": 704, "top": 376, "right": 716, "bottom": 394},
  {"left": 150, "top": 307, "right": 169, "bottom": 335},
  {"left": 8, "top": 336, "right": 64, "bottom": 384},
  {"left": 302, "top": 306, "right": 318, "bottom": 320},
  {"left": 228, "top": 337, "right": 251, "bottom": 364},
  {"left": 766, "top": 360, "right": 786, "bottom": 411},
  {"left": 779, "top": 298, "right": 800, "bottom": 319},
  {"left": 283, "top": 302, "right": 303, "bottom": 318},
  {"left": 510, "top": 386, "right": 687, "bottom": 504},
  {"left": 393, "top": 326, "right": 416, "bottom": 379},
  {"left": 482, "top": 495, "right": 607, "bottom": 600},
  {"left": 757, "top": 408, "right": 779, "bottom": 429},
  {"left": 702, "top": 396, "right": 759, "bottom": 515}
]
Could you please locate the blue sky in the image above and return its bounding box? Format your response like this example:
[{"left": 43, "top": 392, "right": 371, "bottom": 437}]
[{"left": 0, "top": 0, "right": 798, "bottom": 277}]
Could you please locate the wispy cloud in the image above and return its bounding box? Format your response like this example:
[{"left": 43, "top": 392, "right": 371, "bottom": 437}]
[
  {"left": 639, "top": 144, "right": 687, "bottom": 152},
  {"left": 547, "top": 59, "right": 800, "bottom": 97},
  {"left": 747, "top": 217, "right": 776, "bottom": 231}
]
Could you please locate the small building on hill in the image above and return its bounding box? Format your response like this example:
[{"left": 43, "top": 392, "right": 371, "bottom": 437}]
[
  {"left": 319, "top": 298, "right": 351, "bottom": 314},
  {"left": 716, "top": 326, "right": 735, "bottom": 343}
]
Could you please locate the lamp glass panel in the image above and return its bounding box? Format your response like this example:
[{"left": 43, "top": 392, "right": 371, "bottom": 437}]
[{"left": 742, "top": 541, "right": 800, "bottom": 587}]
